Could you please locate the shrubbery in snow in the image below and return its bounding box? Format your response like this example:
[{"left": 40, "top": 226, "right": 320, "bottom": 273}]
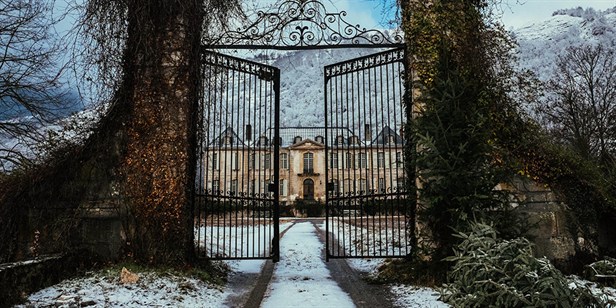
[
  {"left": 585, "top": 257, "right": 616, "bottom": 287},
  {"left": 442, "top": 223, "right": 608, "bottom": 307}
]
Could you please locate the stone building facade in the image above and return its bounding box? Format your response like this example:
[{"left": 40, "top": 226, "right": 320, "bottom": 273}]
[{"left": 200, "top": 127, "right": 405, "bottom": 206}]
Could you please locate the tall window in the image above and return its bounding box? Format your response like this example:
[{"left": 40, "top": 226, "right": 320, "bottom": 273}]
[
  {"left": 280, "top": 153, "right": 289, "bottom": 169},
  {"left": 280, "top": 179, "right": 286, "bottom": 196},
  {"left": 343, "top": 179, "right": 353, "bottom": 193},
  {"left": 330, "top": 179, "right": 339, "bottom": 195},
  {"left": 212, "top": 180, "right": 220, "bottom": 194},
  {"left": 264, "top": 153, "right": 271, "bottom": 169},
  {"left": 212, "top": 153, "right": 218, "bottom": 170},
  {"left": 346, "top": 152, "right": 353, "bottom": 169},
  {"left": 378, "top": 177, "right": 385, "bottom": 193},
  {"left": 377, "top": 152, "right": 385, "bottom": 168},
  {"left": 303, "top": 152, "right": 314, "bottom": 174},
  {"left": 396, "top": 152, "right": 402, "bottom": 164},
  {"left": 358, "top": 152, "right": 367, "bottom": 169},
  {"left": 230, "top": 179, "right": 238, "bottom": 195},
  {"left": 250, "top": 153, "right": 256, "bottom": 169},
  {"left": 232, "top": 152, "right": 239, "bottom": 170},
  {"left": 330, "top": 152, "right": 339, "bottom": 169},
  {"left": 359, "top": 179, "right": 367, "bottom": 193}
]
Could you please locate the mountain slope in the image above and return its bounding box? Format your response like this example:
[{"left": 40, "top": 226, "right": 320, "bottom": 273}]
[{"left": 513, "top": 7, "right": 616, "bottom": 81}]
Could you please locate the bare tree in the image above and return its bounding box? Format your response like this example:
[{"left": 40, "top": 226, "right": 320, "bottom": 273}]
[
  {"left": 0, "top": 0, "right": 68, "bottom": 171},
  {"left": 537, "top": 44, "right": 616, "bottom": 164}
]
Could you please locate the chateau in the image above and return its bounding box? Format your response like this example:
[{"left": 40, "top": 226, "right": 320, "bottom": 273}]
[{"left": 199, "top": 126, "right": 406, "bottom": 205}]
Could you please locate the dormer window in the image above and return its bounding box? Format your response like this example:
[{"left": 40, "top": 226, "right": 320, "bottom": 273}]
[
  {"left": 348, "top": 135, "right": 359, "bottom": 145},
  {"left": 336, "top": 135, "right": 345, "bottom": 145},
  {"left": 224, "top": 136, "right": 233, "bottom": 145},
  {"left": 315, "top": 135, "right": 324, "bottom": 144},
  {"left": 259, "top": 135, "right": 268, "bottom": 146},
  {"left": 293, "top": 136, "right": 302, "bottom": 144},
  {"left": 388, "top": 135, "right": 396, "bottom": 144}
]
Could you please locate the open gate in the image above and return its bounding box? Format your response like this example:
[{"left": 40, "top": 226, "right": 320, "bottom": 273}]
[
  {"left": 195, "top": 50, "right": 280, "bottom": 261},
  {"left": 196, "top": 0, "right": 411, "bottom": 262},
  {"left": 324, "top": 48, "right": 411, "bottom": 259}
]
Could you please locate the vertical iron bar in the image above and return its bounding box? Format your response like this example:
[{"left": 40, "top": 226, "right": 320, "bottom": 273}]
[
  {"left": 324, "top": 67, "right": 330, "bottom": 262},
  {"left": 230, "top": 68, "right": 237, "bottom": 258},
  {"left": 273, "top": 68, "right": 281, "bottom": 262}
]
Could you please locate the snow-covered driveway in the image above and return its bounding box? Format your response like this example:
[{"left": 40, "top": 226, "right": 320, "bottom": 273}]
[{"left": 261, "top": 221, "right": 354, "bottom": 307}]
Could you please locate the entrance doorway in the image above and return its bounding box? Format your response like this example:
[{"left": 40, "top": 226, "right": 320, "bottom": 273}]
[{"left": 303, "top": 179, "right": 315, "bottom": 200}]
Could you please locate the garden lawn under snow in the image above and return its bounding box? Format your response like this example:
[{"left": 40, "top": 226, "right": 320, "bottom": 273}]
[{"left": 15, "top": 270, "right": 228, "bottom": 307}]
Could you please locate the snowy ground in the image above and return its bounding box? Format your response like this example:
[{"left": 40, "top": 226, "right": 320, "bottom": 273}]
[
  {"left": 17, "top": 219, "right": 448, "bottom": 307},
  {"left": 25, "top": 219, "right": 615, "bottom": 307},
  {"left": 15, "top": 269, "right": 228, "bottom": 307},
  {"left": 16, "top": 218, "right": 616, "bottom": 307}
]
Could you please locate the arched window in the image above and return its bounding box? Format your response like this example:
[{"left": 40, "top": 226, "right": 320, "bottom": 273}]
[{"left": 293, "top": 136, "right": 303, "bottom": 144}]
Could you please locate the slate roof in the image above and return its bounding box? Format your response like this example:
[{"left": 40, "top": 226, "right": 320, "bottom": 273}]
[{"left": 207, "top": 126, "right": 404, "bottom": 148}]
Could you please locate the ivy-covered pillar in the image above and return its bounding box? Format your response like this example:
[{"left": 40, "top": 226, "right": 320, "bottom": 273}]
[
  {"left": 119, "top": 1, "right": 203, "bottom": 264},
  {"left": 401, "top": 0, "right": 508, "bottom": 273}
]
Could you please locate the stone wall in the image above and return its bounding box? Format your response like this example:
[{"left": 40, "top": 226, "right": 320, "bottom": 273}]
[
  {"left": 10, "top": 200, "right": 125, "bottom": 264},
  {"left": 0, "top": 254, "right": 74, "bottom": 306},
  {"left": 499, "top": 178, "right": 576, "bottom": 261}
]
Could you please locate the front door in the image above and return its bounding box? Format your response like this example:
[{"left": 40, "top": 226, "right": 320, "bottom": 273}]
[{"left": 303, "top": 178, "right": 315, "bottom": 200}]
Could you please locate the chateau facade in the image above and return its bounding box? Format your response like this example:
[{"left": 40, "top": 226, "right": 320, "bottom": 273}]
[{"left": 200, "top": 127, "right": 405, "bottom": 205}]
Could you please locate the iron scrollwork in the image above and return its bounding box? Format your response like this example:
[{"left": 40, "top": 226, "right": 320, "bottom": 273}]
[
  {"left": 202, "top": 50, "right": 276, "bottom": 79},
  {"left": 205, "top": 0, "right": 403, "bottom": 49},
  {"left": 324, "top": 48, "right": 405, "bottom": 78}
]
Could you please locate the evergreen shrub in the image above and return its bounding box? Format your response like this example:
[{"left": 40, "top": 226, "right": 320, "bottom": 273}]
[{"left": 442, "top": 222, "right": 606, "bottom": 307}]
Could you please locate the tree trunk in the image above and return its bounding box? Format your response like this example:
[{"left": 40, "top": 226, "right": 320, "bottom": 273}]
[{"left": 119, "top": 1, "right": 202, "bottom": 264}]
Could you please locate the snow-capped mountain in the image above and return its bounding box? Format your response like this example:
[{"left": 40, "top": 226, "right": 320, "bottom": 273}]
[
  {"left": 513, "top": 6, "right": 616, "bottom": 81},
  {"left": 256, "top": 48, "right": 386, "bottom": 127}
]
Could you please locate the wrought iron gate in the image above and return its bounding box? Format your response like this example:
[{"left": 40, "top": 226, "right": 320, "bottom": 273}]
[
  {"left": 195, "top": 50, "right": 280, "bottom": 261},
  {"left": 324, "top": 48, "right": 411, "bottom": 259}
]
